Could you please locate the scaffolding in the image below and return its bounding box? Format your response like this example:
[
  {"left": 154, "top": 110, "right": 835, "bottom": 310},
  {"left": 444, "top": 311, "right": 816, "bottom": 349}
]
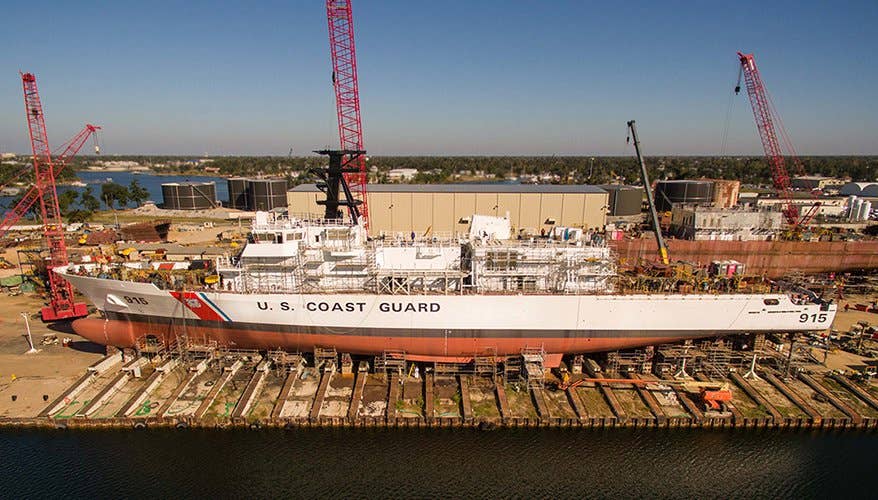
[
  {"left": 314, "top": 346, "right": 338, "bottom": 373},
  {"left": 520, "top": 347, "right": 547, "bottom": 389},
  {"left": 607, "top": 347, "right": 653, "bottom": 375},
  {"left": 374, "top": 349, "right": 406, "bottom": 376}
]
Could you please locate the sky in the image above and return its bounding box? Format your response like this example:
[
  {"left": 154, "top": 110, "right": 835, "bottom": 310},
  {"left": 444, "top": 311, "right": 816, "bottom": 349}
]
[{"left": 1, "top": 0, "right": 876, "bottom": 156}]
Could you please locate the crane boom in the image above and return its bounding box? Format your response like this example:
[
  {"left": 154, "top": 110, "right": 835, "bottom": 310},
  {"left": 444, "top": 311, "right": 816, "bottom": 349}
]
[
  {"left": 0, "top": 123, "right": 100, "bottom": 237},
  {"left": 326, "top": 0, "right": 368, "bottom": 227},
  {"left": 19, "top": 72, "right": 88, "bottom": 321},
  {"left": 627, "top": 120, "right": 669, "bottom": 265},
  {"left": 736, "top": 52, "right": 819, "bottom": 227}
]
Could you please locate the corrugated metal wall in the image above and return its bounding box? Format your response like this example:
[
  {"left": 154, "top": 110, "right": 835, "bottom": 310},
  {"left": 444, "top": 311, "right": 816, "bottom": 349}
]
[{"left": 287, "top": 189, "right": 608, "bottom": 236}]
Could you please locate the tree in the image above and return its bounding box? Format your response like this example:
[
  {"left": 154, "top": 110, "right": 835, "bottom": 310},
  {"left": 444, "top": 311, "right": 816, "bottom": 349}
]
[
  {"left": 100, "top": 182, "right": 129, "bottom": 210},
  {"left": 67, "top": 209, "right": 93, "bottom": 223},
  {"left": 3, "top": 190, "right": 38, "bottom": 221},
  {"left": 80, "top": 186, "right": 100, "bottom": 212},
  {"left": 128, "top": 179, "right": 149, "bottom": 205},
  {"left": 57, "top": 189, "right": 79, "bottom": 215}
]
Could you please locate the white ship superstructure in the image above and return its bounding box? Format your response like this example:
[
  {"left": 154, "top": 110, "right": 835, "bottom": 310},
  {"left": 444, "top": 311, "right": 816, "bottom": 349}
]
[{"left": 61, "top": 212, "right": 836, "bottom": 365}]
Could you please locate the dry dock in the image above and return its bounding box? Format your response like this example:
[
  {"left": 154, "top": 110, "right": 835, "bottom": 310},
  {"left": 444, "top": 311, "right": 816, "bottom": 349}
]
[
  {"left": 2, "top": 344, "right": 877, "bottom": 431},
  {"left": 1, "top": 293, "right": 877, "bottom": 431}
]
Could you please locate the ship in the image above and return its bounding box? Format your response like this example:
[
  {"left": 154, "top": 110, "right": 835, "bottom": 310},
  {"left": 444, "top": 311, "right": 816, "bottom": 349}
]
[{"left": 62, "top": 151, "right": 836, "bottom": 367}]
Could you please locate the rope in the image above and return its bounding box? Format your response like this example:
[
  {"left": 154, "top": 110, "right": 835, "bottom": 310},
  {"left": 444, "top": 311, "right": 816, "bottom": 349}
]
[{"left": 720, "top": 64, "right": 741, "bottom": 157}]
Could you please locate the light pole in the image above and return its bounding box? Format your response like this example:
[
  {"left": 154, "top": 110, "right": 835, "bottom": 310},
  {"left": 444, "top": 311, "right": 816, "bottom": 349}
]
[{"left": 21, "top": 312, "right": 39, "bottom": 354}]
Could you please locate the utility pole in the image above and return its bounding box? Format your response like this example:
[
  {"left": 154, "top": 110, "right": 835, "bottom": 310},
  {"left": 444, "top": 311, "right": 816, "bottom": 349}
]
[{"left": 21, "top": 312, "right": 39, "bottom": 354}]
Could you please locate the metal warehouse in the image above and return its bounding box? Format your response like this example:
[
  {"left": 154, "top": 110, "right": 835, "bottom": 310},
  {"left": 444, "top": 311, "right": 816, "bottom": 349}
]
[{"left": 287, "top": 184, "right": 609, "bottom": 236}]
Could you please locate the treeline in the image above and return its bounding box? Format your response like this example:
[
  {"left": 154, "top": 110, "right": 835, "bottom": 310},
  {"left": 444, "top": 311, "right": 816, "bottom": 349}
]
[
  {"left": 5, "top": 180, "right": 149, "bottom": 223},
  {"left": 65, "top": 155, "right": 878, "bottom": 187}
]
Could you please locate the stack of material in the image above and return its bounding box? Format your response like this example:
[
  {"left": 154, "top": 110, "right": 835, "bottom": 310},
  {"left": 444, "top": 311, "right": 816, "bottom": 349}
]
[
  {"left": 120, "top": 220, "right": 171, "bottom": 242},
  {"left": 84, "top": 229, "right": 118, "bottom": 245}
]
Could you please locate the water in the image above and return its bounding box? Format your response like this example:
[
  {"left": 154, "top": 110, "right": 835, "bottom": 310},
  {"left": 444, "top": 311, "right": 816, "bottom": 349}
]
[
  {"left": 1, "top": 428, "right": 875, "bottom": 498},
  {"left": 0, "top": 171, "right": 229, "bottom": 214}
]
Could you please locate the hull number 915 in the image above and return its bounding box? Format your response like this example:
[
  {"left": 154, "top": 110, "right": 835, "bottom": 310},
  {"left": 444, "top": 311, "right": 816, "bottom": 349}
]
[{"left": 800, "top": 313, "right": 827, "bottom": 323}]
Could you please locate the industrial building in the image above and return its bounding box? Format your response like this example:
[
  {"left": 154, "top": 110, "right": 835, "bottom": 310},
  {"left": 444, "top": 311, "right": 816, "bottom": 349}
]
[
  {"left": 670, "top": 205, "right": 783, "bottom": 241},
  {"left": 227, "top": 178, "right": 288, "bottom": 211},
  {"left": 839, "top": 182, "right": 878, "bottom": 197},
  {"left": 161, "top": 182, "right": 217, "bottom": 210},
  {"left": 599, "top": 185, "right": 643, "bottom": 218},
  {"left": 287, "top": 183, "right": 609, "bottom": 236},
  {"left": 791, "top": 176, "right": 845, "bottom": 191},
  {"left": 755, "top": 198, "right": 847, "bottom": 218}
]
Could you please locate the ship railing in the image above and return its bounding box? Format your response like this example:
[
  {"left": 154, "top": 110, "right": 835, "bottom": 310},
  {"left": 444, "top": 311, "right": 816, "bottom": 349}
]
[
  {"left": 370, "top": 232, "right": 461, "bottom": 247},
  {"left": 472, "top": 237, "right": 609, "bottom": 249}
]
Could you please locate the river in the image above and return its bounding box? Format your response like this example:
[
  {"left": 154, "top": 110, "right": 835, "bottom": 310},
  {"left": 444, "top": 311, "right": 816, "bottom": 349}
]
[
  {"left": 1, "top": 171, "right": 229, "bottom": 215},
  {"left": 1, "top": 428, "right": 874, "bottom": 498}
]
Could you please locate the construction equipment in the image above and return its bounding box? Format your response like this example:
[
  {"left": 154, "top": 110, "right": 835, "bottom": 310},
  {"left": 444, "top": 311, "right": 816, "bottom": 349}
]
[
  {"left": 326, "top": 0, "right": 369, "bottom": 227},
  {"left": 736, "top": 52, "right": 819, "bottom": 228},
  {"left": 18, "top": 72, "right": 88, "bottom": 321},
  {"left": 0, "top": 123, "right": 100, "bottom": 237},
  {"left": 627, "top": 120, "right": 670, "bottom": 265},
  {"left": 557, "top": 376, "right": 732, "bottom": 411},
  {"left": 699, "top": 385, "right": 732, "bottom": 411}
]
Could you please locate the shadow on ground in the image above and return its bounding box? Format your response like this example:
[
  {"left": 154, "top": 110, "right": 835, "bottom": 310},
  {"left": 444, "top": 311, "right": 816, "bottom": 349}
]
[
  {"left": 66, "top": 341, "right": 106, "bottom": 354},
  {"left": 45, "top": 322, "right": 106, "bottom": 354}
]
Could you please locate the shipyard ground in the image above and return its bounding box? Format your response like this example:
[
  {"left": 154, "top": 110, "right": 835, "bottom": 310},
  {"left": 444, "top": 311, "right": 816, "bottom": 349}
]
[{"left": 1, "top": 293, "right": 877, "bottom": 430}]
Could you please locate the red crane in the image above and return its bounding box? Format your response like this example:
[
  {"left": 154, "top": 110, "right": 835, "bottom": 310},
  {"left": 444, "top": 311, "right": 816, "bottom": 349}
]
[
  {"left": 0, "top": 123, "right": 101, "bottom": 236},
  {"left": 736, "top": 52, "right": 819, "bottom": 227},
  {"left": 19, "top": 72, "right": 88, "bottom": 321},
  {"left": 326, "top": 0, "right": 368, "bottom": 226}
]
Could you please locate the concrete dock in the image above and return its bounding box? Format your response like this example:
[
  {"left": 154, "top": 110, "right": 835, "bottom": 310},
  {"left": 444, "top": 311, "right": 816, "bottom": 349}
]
[{"left": 3, "top": 345, "right": 878, "bottom": 431}]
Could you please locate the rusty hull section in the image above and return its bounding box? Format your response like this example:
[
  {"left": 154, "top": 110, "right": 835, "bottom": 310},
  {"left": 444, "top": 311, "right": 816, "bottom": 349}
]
[{"left": 611, "top": 239, "right": 878, "bottom": 277}]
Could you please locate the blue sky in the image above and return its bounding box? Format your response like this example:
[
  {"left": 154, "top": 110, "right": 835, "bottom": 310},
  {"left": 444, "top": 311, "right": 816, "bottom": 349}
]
[{"left": 1, "top": 0, "right": 876, "bottom": 156}]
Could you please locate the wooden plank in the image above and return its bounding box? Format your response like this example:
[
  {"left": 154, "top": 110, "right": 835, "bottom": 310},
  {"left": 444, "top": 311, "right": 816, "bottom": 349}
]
[
  {"left": 193, "top": 370, "right": 236, "bottom": 419},
  {"left": 565, "top": 387, "right": 587, "bottom": 420},
  {"left": 729, "top": 372, "right": 783, "bottom": 423},
  {"left": 530, "top": 387, "right": 550, "bottom": 419},
  {"left": 348, "top": 368, "right": 367, "bottom": 421},
  {"left": 233, "top": 370, "right": 267, "bottom": 419},
  {"left": 40, "top": 372, "right": 95, "bottom": 417},
  {"left": 424, "top": 373, "right": 434, "bottom": 421},
  {"left": 799, "top": 373, "right": 862, "bottom": 425},
  {"left": 80, "top": 372, "right": 130, "bottom": 417},
  {"left": 387, "top": 373, "right": 400, "bottom": 421},
  {"left": 459, "top": 375, "right": 474, "bottom": 421},
  {"left": 763, "top": 372, "right": 821, "bottom": 423},
  {"left": 157, "top": 372, "right": 197, "bottom": 418},
  {"left": 628, "top": 374, "right": 664, "bottom": 424},
  {"left": 309, "top": 371, "right": 332, "bottom": 420},
  {"left": 598, "top": 383, "right": 627, "bottom": 422},
  {"left": 671, "top": 386, "right": 703, "bottom": 423},
  {"left": 830, "top": 374, "right": 878, "bottom": 412},
  {"left": 271, "top": 370, "right": 298, "bottom": 419},
  {"left": 494, "top": 378, "right": 509, "bottom": 419}
]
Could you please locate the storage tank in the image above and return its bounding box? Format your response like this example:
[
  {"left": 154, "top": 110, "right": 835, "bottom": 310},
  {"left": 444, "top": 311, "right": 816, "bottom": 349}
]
[
  {"left": 857, "top": 200, "right": 871, "bottom": 221},
  {"left": 848, "top": 196, "right": 859, "bottom": 221},
  {"left": 710, "top": 179, "right": 741, "bottom": 208},
  {"left": 249, "top": 179, "right": 288, "bottom": 211},
  {"left": 654, "top": 180, "right": 713, "bottom": 212},
  {"left": 161, "top": 182, "right": 217, "bottom": 210},
  {"left": 227, "top": 177, "right": 250, "bottom": 210},
  {"left": 600, "top": 185, "right": 643, "bottom": 216}
]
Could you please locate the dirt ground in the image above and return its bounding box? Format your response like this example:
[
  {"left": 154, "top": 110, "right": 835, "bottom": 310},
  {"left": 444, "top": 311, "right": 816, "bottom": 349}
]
[{"left": 0, "top": 294, "right": 105, "bottom": 417}]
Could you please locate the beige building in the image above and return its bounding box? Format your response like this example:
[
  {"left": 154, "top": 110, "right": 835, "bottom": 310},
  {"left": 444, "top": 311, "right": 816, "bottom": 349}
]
[{"left": 287, "top": 184, "right": 609, "bottom": 237}]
